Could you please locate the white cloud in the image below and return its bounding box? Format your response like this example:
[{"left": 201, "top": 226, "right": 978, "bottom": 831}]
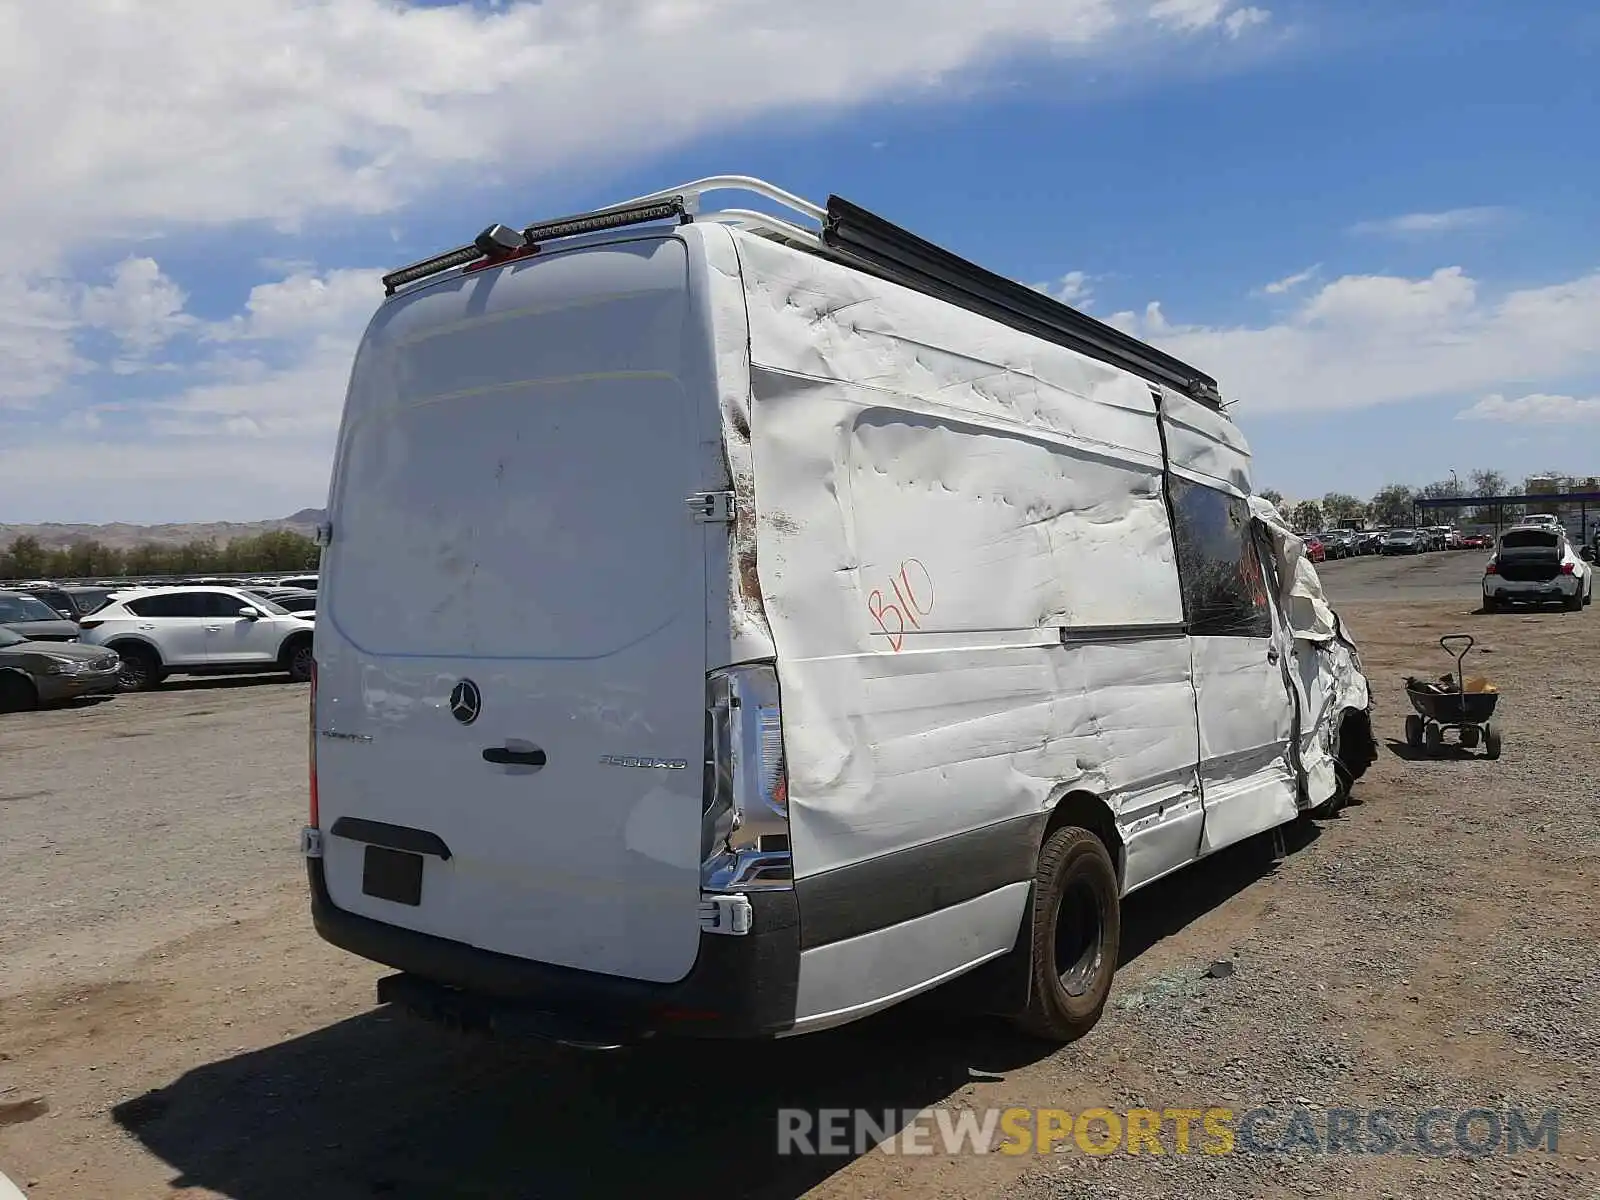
[
  {"left": 79, "top": 257, "right": 194, "bottom": 354},
  {"left": 207, "top": 268, "right": 385, "bottom": 343},
  {"left": 1348, "top": 207, "right": 1511, "bottom": 237},
  {"left": 1109, "top": 266, "right": 1600, "bottom": 414},
  {"left": 1223, "top": 6, "right": 1271, "bottom": 36},
  {"left": 1457, "top": 393, "right": 1600, "bottom": 424},
  {"left": 1032, "top": 270, "right": 1097, "bottom": 308},
  {"left": 0, "top": 276, "right": 83, "bottom": 403},
  {"left": 1258, "top": 264, "right": 1319, "bottom": 295},
  {"left": 0, "top": 0, "right": 1281, "bottom": 522},
  {"left": 1149, "top": 0, "right": 1229, "bottom": 33},
  {"left": 0, "top": 0, "right": 1274, "bottom": 276}
]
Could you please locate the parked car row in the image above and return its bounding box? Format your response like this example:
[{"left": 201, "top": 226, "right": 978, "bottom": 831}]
[
  {"left": 1301, "top": 526, "right": 1482, "bottom": 559},
  {"left": 1297, "top": 526, "right": 1497, "bottom": 557},
  {"left": 0, "top": 577, "right": 317, "bottom": 712}
]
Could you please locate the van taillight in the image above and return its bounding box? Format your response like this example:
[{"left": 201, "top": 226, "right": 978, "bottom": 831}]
[
  {"left": 701, "top": 664, "right": 789, "bottom": 867},
  {"left": 308, "top": 659, "right": 319, "bottom": 826},
  {"left": 1560, "top": 562, "right": 1576, "bottom": 575}
]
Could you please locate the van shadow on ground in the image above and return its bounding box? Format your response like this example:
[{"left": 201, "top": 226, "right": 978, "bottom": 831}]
[{"left": 114, "top": 823, "right": 1320, "bottom": 1200}]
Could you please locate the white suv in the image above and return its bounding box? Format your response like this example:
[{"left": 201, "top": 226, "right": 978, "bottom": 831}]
[{"left": 79, "top": 586, "right": 315, "bottom": 691}]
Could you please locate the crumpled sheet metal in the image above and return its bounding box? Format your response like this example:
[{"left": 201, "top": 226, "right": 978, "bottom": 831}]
[
  {"left": 727, "top": 230, "right": 1204, "bottom": 880},
  {"left": 695, "top": 225, "right": 775, "bottom": 665},
  {"left": 1248, "top": 495, "right": 1372, "bottom": 805}
]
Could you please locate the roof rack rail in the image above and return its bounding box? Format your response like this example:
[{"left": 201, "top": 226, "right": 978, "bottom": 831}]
[
  {"left": 377, "top": 174, "right": 1223, "bottom": 407},
  {"left": 818, "top": 195, "right": 1222, "bottom": 408},
  {"left": 381, "top": 195, "right": 694, "bottom": 295}
]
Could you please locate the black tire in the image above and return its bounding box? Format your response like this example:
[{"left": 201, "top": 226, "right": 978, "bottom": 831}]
[
  {"left": 1461, "top": 725, "right": 1481, "bottom": 749},
  {"left": 1483, "top": 721, "right": 1502, "bottom": 760},
  {"left": 1423, "top": 722, "right": 1443, "bottom": 753},
  {"left": 1404, "top": 713, "right": 1424, "bottom": 747},
  {"left": 1011, "top": 826, "right": 1121, "bottom": 1043},
  {"left": 112, "top": 643, "right": 162, "bottom": 692},
  {"left": 281, "top": 636, "right": 315, "bottom": 683},
  {"left": 0, "top": 670, "right": 38, "bottom": 713},
  {"left": 1564, "top": 590, "right": 1583, "bottom": 612},
  {"left": 1482, "top": 595, "right": 1498, "bottom": 613}
]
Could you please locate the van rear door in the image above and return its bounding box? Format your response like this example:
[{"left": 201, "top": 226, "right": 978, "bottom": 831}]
[{"left": 315, "top": 236, "right": 712, "bottom": 985}]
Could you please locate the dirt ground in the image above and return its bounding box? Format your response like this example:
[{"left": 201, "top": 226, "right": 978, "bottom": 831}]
[{"left": 2, "top": 551, "right": 1597, "bottom": 1199}]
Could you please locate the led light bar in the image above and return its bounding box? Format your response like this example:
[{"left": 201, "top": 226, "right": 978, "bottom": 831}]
[
  {"left": 381, "top": 197, "right": 691, "bottom": 297},
  {"left": 523, "top": 197, "right": 689, "bottom": 246},
  {"left": 382, "top": 244, "right": 486, "bottom": 296}
]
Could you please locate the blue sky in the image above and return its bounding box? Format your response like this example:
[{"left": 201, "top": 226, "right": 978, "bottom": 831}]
[{"left": 1, "top": 0, "right": 1596, "bottom": 523}]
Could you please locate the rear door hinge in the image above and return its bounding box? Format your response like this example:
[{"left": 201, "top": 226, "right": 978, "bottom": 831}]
[
  {"left": 299, "top": 826, "right": 324, "bottom": 858},
  {"left": 699, "top": 892, "right": 753, "bottom": 935},
  {"left": 313, "top": 521, "right": 333, "bottom": 548},
  {"left": 687, "top": 490, "right": 735, "bottom": 523}
]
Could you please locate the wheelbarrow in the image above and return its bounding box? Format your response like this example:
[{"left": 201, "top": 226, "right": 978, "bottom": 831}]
[{"left": 1403, "top": 634, "right": 1501, "bottom": 759}]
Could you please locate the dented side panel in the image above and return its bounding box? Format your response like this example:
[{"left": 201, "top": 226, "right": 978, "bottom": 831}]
[{"left": 727, "top": 231, "right": 1205, "bottom": 898}]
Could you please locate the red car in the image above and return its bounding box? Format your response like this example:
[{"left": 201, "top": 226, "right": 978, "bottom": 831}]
[{"left": 1301, "top": 535, "right": 1326, "bottom": 562}]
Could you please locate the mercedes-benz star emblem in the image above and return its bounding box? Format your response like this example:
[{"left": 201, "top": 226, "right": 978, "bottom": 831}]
[{"left": 449, "top": 679, "right": 482, "bottom": 725}]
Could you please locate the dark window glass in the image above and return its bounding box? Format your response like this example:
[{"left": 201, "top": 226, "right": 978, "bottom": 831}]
[
  {"left": 30, "top": 589, "right": 71, "bottom": 614},
  {"left": 0, "top": 593, "right": 64, "bottom": 622},
  {"left": 1499, "top": 530, "right": 1557, "bottom": 550},
  {"left": 201, "top": 591, "right": 250, "bottom": 618},
  {"left": 127, "top": 593, "right": 207, "bottom": 618},
  {"left": 1168, "top": 477, "right": 1273, "bottom": 638},
  {"left": 67, "top": 588, "right": 114, "bottom": 615}
]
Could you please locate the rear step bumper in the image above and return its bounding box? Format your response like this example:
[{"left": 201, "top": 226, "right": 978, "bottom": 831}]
[{"left": 306, "top": 860, "right": 800, "bottom": 1042}]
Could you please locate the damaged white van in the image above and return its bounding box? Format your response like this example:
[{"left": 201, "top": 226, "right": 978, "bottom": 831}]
[{"left": 303, "top": 177, "right": 1375, "bottom": 1047}]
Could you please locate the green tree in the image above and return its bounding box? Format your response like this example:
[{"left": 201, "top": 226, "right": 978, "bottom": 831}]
[
  {"left": 1369, "top": 484, "right": 1417, "bottom": 527},
  {"left": 123, "top": 542, "right": 176, "bottom": 576},
  {"left": 1259, "top": 487, "right": 1285, "bottom": 509},
  {"left": 60, "top": 539, "right": 124, "bottom": 579},
  {"left": 1292, "top": 499, "right": 1324, "bottom": 531},
  {"left": 221, "top": 530, "right": 319, "bottom": 572},
  {"left": 1, "top": 535, "right": 47, "bottom": 579},
  {"left": 1469, "top": 468, "right": 1507, "bottom": 497},
  {"left": 1321, "top": 492, "right": 1365, "bottom": 523}
]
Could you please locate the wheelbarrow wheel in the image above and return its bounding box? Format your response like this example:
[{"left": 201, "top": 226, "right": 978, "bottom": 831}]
[
  {"left": 1404, "top": 714, "right": 1424, "bottom": 747},
  {"left": 1460, "top": 725, "right": 1481, "bottom": 750},
  {"left": 1423, "top": 722, "right": 1443, "bottom": 753},
  {"left": 1483, "top": 721, "right": 1502, "bottom": 760}
]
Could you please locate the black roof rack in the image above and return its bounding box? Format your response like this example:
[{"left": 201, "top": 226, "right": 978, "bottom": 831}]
[
  {"left": 375, "top": 175, "right": 1223, "bottom": 409},
  {"left": 820, "top": 195, "right": 1222, "bottom": 408},
  {"left": 381, "top": 197, "right": 692, "bottom": 296}
]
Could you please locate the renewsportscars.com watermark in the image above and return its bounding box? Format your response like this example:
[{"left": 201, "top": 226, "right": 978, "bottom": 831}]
[{"left": 777, "top": 1105, "right": 1562, "bottom": 1158}]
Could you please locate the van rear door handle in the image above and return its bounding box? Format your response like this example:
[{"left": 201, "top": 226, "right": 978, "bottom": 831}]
[
  {"left": 483, "top": 746, "right": 548, "bottom": 767},
  {"left": 1266, "top": 646, "right": 1280, "bottom": 664}
]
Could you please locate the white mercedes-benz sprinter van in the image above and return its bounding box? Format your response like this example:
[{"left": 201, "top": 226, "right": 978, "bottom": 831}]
[{"left": 304, "top": 177, "right": 1375, "bottom": 1047}]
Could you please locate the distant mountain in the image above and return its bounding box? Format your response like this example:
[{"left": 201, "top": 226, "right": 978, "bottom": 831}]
[{"left": 0, "top": 510, "right": 326, "bottom": 552}]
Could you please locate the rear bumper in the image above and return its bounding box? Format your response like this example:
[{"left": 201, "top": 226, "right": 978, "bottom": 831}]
[
  {"left": 306, "top": 859, "right": 800, "bottom": 1042},
  {"left": 1485, "top": 577, "right": 1579, "bottom": 600}
]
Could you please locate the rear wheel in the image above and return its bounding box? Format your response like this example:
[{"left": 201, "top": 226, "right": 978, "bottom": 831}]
[
  {"left": 1482, "top": 595, "right": 1499, "bottom": 613},
  {"left": 1483, "top": 721, "right": 1502, "bottom": 760},
  {"left": 1404, "top": 713, "right": 1424, "bottom": 747},
  {"left": 1564, "top": 589, "right": 1583, "bottom": 612},
  {"left": 0, "top": 671, "right": 38, "bottom": 713},
  {"left": 282, "top": 636, "right": 314, "bottom": 683},
  {"left": 1012, "top": 826, "right": 1121, "bottom": 1044},
  {"left": 1461, "top": 725, "right": 1481, "bottom": 749},
  {"left": 112, "top": 643, "right": 163, "bottom": 692},
  {"left": 1423, "top": 722, "right": 1443, "bottom": 753}
]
